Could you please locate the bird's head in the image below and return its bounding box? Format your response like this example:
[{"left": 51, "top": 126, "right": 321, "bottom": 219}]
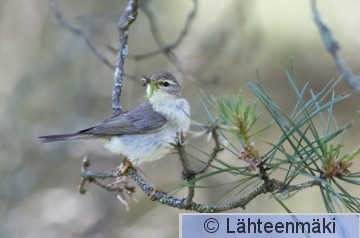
[{"left": 142, "top": 71, "right": 182, "bottom": 99}]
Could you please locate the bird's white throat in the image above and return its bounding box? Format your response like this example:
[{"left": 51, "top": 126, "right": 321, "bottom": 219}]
[{"left": 147, "top": 87, "right": 190, "bottom": 132}]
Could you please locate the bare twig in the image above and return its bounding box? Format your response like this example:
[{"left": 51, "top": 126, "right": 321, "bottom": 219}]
[
  {"left": 311, "top": 0, "right": 360, "bottom": 93},
  {"left": 49, "top": 0, "right": 114, "bottom": 69},
  {"left": 79, "top": 156, "right": 122, "bottom": 193},
  {"left": 191, "top": 125, "right": 223, "bottom": 174},
  {"left": 141, "top": 1, "right": 202, "bottom": 83},
  {"left": 258, "top": 158, "right": 271, "bottom": 182},
  {"left": 79, "top": 156, "right": 136, "bottom": 210},
  {"left": 78, "top": 156, "right": 91, "bottom": 194},
  {"left": 173, "top": 132, "right": 196, "bottom": 208},
  {"left": 176, "top": 126, "right": 223, "bottom": 178},
  {"left": 131, "top": 0, "right": 198, "bottom": 60},
  {"left": 286, "top": 179, "right": 321, "bottom": 193},
  {"left": 174, "top": 132, "right": 195, "bottom": 179},
  {"left": 127, "top": 167, "right": 283, "bottom": 212},
  {"left": 173, "top": 125, "right": 223, "bottom": 208},
  {"left": 112, "top": 0, "right": 140, "bottom": 114},
  {"left": 49, "top": 0, "right": 138, "bottom": 81}
]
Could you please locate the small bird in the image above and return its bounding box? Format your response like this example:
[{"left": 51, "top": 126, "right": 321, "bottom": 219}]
[{"left": 39, "top": 71, "right": 191, "bottom": 167}]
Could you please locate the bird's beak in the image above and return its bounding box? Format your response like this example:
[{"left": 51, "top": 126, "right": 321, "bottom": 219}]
[
  {"left": 142, "top": 76, "right": 151, "bottom": 86},
  {"left": 142, "top": 76, "right": 159, "bottom": 89}
]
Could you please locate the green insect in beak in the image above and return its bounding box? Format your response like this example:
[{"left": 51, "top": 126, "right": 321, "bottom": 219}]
[
  {"left": 146, "top": 80, "right": 155, "bottom": 99},
  {"left": 142, "top": 76, "right": 159, "bottom": 99}
]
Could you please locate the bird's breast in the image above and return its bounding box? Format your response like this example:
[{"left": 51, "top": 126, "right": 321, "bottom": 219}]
[
  {"left": 151, "top": 98, "right": 191, "bottom": 132},
  {"left": 174, "top": 100, "right": 191, "bottom": 132}
]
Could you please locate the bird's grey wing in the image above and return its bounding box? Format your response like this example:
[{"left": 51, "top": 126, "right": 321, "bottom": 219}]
[{"left": 80, "top": 101, "right": 167, "bottom": 137}]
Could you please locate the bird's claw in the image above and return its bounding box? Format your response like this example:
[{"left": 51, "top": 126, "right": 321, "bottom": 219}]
[
  {"left": 149, "top": 188, "right": 167, "bottom": 201},
  {"left": 120, "top": 158, "right": 137, "bottom": 176}
]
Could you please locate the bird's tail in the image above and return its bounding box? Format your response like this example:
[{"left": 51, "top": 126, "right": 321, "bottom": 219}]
[{"left": 38, "top": 133, "right": 91, "bottom": 143}]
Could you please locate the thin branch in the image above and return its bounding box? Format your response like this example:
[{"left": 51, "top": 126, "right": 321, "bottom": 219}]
[
  {"left": 174, "top": 132, "right": 195, "bottom": 179},
  {"left": 173, "top": 132, "right": 196, "bottom": 208},
  {"left": 78, "top": 155, "right": 91, "bottom": 194},
  {"left": 141, "top": 1, "right": 203, "bottom": 83},
  {"left": 311, "top": 0, "right": 360, "bottom": 93},
  {"left": 131, "top": 0, "right": 198, "bottom": 60},
  {"left": 286, "top": 179, "right": 321, "bottom": 193},
  {"left": 79, "top": 156, "right": 136, "bottom": 210},
  {"left": 176, "top": 125, "right": 223, "bottom": 178},
  {"left": 112, "top": 0, "right": 140, "bottom": 114},
  {"left": 191, "top": 126, "right": 223, "bottom": 174},
  {"left": 173, "top": 125, "right": 223, "bottom": 208},
  {"left": 127, "top": 167, "right": 283, "bottom": 212},
  {"left": 49, "top": 0, "right": 138, "bottom": 81},
  {"left": 141, "top": 3, "right": 185, "bottom": 71},
  {"left": 49, "top": 0, "right": 114, "bottom": 69}
]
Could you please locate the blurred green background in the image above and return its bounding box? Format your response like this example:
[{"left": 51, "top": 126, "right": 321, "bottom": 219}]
[{"left": 1, "top": 0, "right": 360, "bottom": 237}]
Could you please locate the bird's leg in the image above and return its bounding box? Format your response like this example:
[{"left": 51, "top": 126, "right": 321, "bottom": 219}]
[{"left": 120, "top": 157, "right": 137, "bottom": 176}]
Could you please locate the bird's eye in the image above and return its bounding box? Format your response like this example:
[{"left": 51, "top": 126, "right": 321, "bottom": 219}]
[{"left": 162, "top": 81, "right": 170, "bottom": 87}]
